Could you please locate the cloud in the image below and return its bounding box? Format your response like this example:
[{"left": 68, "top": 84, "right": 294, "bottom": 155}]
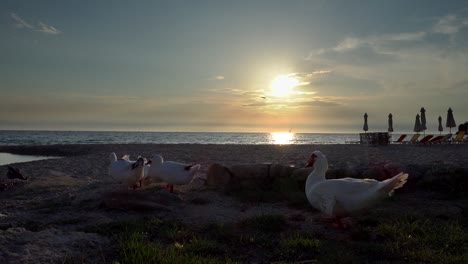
[
  {"left": 303, "top": 13, "right": 468, "bottom": 96},
  {"left": 208, "top": 75, "right": 225, "bottom": 80},
  {"left": 333, "top": 37, "right": 363, "bottom": 52},
  {"left": 242, "top": 95, "right": 340, "bottom": 108},
  {"left": 10, "top": 13, "right": 61, "bottom": 35},
  {"left": 432, "top": 14, "right": 466, "bottom": 35},
  {"left": 242, "top": 102, "right": 269, "bottom": 107},
  {"left": 11, "top": 13, "right": 33, "bottom": 29},
  {"left": 37, "top": 22, "right": 61, "bottom": 35},
  {"left": 242, "top": 100, "right": 339, "bottom": 108},
  {"left": 309, "top": 72, "right": 383, "bottom": 96},
  {"left": 308, "top": 32, "right": 426, "bottom": 59},
  {"left": 206, "top": 88, "right": 243, "bottom": 94},
  {"left": 307, "top": 14, "right": 468, "bottom": 61},
  {"left": 310, "top": 70, "right": 332, "bottom": 75},
  {"left": 296, "top": 100, "right": 341, "bottom": 107}
]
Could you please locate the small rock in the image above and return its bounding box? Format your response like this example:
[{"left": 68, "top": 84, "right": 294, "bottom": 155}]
[{"left": 7, "top": 166, "right": 28, "bottom": 180}]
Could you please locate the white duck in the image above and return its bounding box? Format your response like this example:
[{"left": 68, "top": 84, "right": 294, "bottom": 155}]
[
  {"left": 305, "top": 150, "right": 408, "bottom": 228},
  {"left": 108, "top": 152, "right": 150, "bottom": 189},
  {"left": 146, "top": 154, "right": 201, "bottom": 193}
]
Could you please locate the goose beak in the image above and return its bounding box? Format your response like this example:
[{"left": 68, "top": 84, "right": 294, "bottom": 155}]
[{"left": 146, "top": 160, "right": 152, "bottom": 165}]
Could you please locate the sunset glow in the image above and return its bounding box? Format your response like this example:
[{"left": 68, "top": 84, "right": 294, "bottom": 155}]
[
  {"left": 271, "top": 132, "right": 294, "bottom": 144},
  {"left": 2, "top": 1, "right": 468, "bottom": 133},
  {"left": 270, "top": 75, "right": 300, "bottom": 97}
]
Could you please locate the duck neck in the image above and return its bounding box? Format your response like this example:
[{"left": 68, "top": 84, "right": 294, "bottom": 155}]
[{"left": 305, "top": 162, "right": 327, "bottom": 190}]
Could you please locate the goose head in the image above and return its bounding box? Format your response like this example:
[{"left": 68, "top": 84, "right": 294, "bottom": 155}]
[
  {"left": 131, "top": 157, "right": 146, "bottom": 169},
  {"left": 147, "top": 154, "right": 164, "bottom": 165},
  {"left": 304, "top": 150, "right": 328, "bottom": 171}
]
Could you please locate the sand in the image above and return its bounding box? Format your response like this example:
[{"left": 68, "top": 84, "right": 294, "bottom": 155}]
[{"left": 0, "top": 143, "right": 467, "bottom": 263}]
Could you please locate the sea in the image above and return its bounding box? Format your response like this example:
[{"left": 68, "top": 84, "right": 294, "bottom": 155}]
[{"left": 0, "top": 130, "right": 372, "bottom": 145}]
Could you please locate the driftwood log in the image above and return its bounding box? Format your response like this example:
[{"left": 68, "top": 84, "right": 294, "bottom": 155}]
[{"left": 206, "top": 163, "right": 312, "bottom": 188}]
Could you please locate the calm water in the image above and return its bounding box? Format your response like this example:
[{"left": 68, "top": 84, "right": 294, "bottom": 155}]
[
  {"left": 0, "top": 130, "right": 393, "bottom": 145},
  {"left": 0, "top": 152, "right": 62, "bottom": 166}
]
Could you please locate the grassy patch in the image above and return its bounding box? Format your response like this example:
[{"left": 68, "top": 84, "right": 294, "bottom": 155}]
[
  {"left": 119, "top": 231, "right": 231, "bottom": 264},
  {"left": 374, "top": 215, "right": 467, "bottom": 263},
  {"left": 276, "top": 233, "right": 321, "bottom": 262},
  {"left": 81, "top": 211, "right": 467, "bottom": 263},
  {"left": 183, "top": 237, "right": 226, "bottom": 256},
  {"left": 83, "top": 218, "right": 235, "bottom": 263},
  {"left": 117, "top": 220, "right": 236, "bottom": 264},
  {"left": 201, "top": 222, "right": 236, "bottom": 242}
]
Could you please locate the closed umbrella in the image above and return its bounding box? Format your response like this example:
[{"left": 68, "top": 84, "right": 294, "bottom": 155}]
[
  {"left": 446, "top": 108, "right": 456, "bottom": 134},
  {"left": 438, "top": 116, "right": 443, "bottom": 135},
  {"left": 363, "top": 113, "right": 368, "bottom": 133},
  {"left": 420, "top": 107, "right": 427, "bottom": 135},
  {"left": 414, "top": 114, "right": 422, "bottom": 133},
  {"left": 388, "top": 113, "right": 393, "bottom": 132}
]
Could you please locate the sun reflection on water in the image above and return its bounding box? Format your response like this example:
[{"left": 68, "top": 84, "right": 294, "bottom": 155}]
[{"left": 270, "top": 132, "right": 294, "bottom": 145}]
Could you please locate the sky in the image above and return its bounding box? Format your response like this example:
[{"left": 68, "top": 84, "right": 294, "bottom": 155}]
[{"left": 1, "top": 0, "right": 468, "bottom": 133}]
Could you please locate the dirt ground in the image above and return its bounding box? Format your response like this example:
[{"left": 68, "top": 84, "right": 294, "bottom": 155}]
[{"left": 0, "top": 144, "right": 467, "bottom": 263}]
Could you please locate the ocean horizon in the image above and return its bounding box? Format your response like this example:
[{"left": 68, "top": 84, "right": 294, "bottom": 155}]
[{"left": 0, "top": 130, "right": 409, "bottom": 145}]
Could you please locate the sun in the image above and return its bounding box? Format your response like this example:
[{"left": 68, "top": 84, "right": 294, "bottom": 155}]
[
  {"left": 270, "top": 132, "right": 294, "bottom": 144},
  {"left": 270, "top": 74, "right": 300, "bottom": 97}
]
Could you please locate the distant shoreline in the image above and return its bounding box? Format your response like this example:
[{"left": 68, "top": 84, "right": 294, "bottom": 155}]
[{"left": 0, "top": 130, "right": 413, "bottom": 145}]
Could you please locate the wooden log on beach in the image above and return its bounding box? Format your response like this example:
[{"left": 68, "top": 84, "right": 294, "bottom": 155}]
[{"left": 205, "top": 163, "right": 312, "bottom": 188}]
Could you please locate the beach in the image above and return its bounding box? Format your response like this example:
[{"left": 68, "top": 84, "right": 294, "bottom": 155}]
[
  {"left": 2, "top": 143, "right": 468, "bottom": 169},
  {"left": 0, "top": 144, "right": 467, "bottom": 263}
]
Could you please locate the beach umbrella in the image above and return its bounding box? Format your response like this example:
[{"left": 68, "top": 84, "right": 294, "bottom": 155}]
[
  {"left": 438, "top": 116, "right": 443, "bottom": 135},
  {"left": 363, "top": 113, "right": 368, "bottom": 132},
  {"left": 420, "top": 107, "right": 427, "bottom": 135},
  {"left": 446, "top": 107, "right": 456, "bottom": 133},
  {"left": 388, "top": 113, "right": 393, "bottom": 132},
  {"left": 414, "top": 114, "right": 422, "bottom": 133}
]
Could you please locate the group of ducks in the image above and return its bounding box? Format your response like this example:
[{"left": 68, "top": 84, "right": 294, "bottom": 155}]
[
  {"left": 108, "top": 150, "right": 408, "bottom": 228},
  {"left": 108, "top": 152, "right": 201, "bottom": 193}
]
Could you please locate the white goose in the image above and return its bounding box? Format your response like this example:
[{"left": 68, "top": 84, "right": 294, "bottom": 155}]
[
  {"left": 146, "top": 154, "right": 201, "bottom": 193},
  {"left": 305, "top": 150, "right": 408, "bottom": 228},
  {"left": 108, "top": 152, "right": 149, "bottom": 189}
]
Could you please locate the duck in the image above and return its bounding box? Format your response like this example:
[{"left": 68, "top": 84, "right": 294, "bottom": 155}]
[
  {"left": 108, "top": 152, "right": 150, "bottom": 189},
  {"left": 146, "top": 154, "right": 201, "bottom": 193},
  {"left": 304, "top": 150, "right": 408, "bottom": 228}
]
